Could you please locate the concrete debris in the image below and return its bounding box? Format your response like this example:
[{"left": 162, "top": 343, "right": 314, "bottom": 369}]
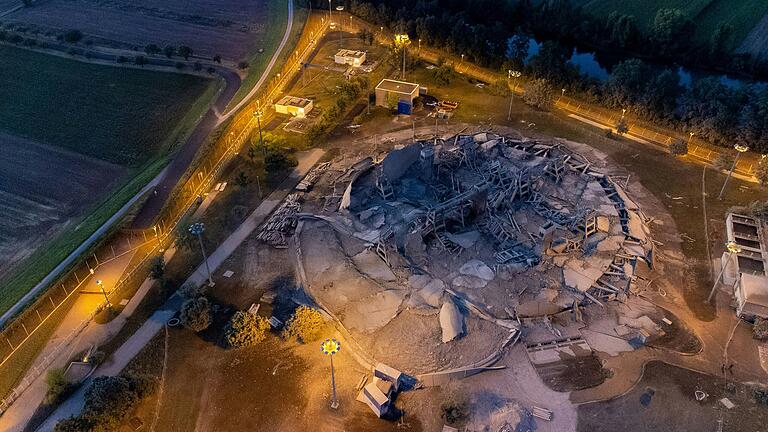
[
  {"left": 439, "top": 298, "right": 464, "bottom": 342},
  {"left": 446, "top": 230, "right": 481, "bottom": 249},
  {"left": 452, "top": 275, "right": 488, "bottom": 289},
  {"left": 256, "top": 193, "right": 301, "bottom": 248},
  {"left": 459, "top": 259, "right": 495, "bottom": 281}
]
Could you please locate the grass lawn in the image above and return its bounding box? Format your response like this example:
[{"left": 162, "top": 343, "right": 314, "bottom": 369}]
[
  {"left": 0, "top": 44, "right": 214, "bottom": 166},
  {"left": 0, "top": 47, "right": 221, "bottom": 315},
  {"left": 227, "top": 1, "right": 308, "bottom": 110}
]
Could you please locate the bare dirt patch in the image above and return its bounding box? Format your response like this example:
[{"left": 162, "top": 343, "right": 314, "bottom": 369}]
[
  {"left": 0, "top": 132, "right": 127, "bottom": 282},
  {"left": 577, "top": 361, "right": 768, "bottom": 432}
]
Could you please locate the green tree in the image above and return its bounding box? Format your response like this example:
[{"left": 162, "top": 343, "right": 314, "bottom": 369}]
[
  {"left": 651, "top": 9, "right": 695, "bottom": 57},
  {"left": 236, "top": 171, "right": 250, "bottom": 187},
  {"left": 528, "top": 40, "right": 578, "bottom": 84},
  {"left": 713, "top": 151, "right": 735, "bottom": 171},
  {"left": 213, "top": 54, "right": 222, "bottom": 63},
  {"left": 45, "top": 368, "right": 69, "bottom": 404},
  {"left": 144, "top": 44, "right": 161, "bottom": 55},
  {"left": 709, "top": 23, "right": 734, "bottom": 59},
  {"left": 432, "top": 64, "right": 455, "bottom": 86},
  {"left": 81, "top": 376, "right": 137, "bottom": 431},
  {"left": 134, "top": 55, "right": 147, "bottom": 67},
  {"left": 180, "top": 297, "right": 212, "bottom": 332},
  {"left": 669, "top": 139, "right": 688, "bottom": 156},
  {"left": 755, "top": 158, "right": 768, "bottom": 186},
  {"left": 163, "top": 45, "right": 175, "bottom": 58},
  {"left": 754, "top": 317, "right": 768, "bottom": 340},
  {"left": 225, "top": 311, "right": 271, "bottom": 347},
  {"left": 55, "top": 417, "right": 94, "bottom": 432},
  {"left": 284, "top": 306, "right": 324, "bottom": 343},
  {"left": 150, "top": 256, "right": 165, "bottom": 280},
  {"left": 178, "top": 45, "right": 193, "bottom": 60},
  {"left": 615, "top": 118, "right": 629, "bottom": 135},
  {"left": 522, "top": 78, "right": 553, "bottom": 110},
  {"left": 62, "top": 29, "right": 83, "bottom": 43}
]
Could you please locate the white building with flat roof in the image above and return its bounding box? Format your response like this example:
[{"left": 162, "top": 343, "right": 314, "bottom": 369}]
[
  {"left": 274, "top": 96, "right": 314, "bottom": 118},
  {"left": 334, "top": 49, "right": 366, "bottom": 67},
  {"left": 722, "top": 213, "right": 768, "bottom": 319}
]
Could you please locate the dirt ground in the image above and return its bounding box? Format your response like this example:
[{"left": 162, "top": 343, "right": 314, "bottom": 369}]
[
  {"left": 577, "top": 361, "right": 768, "bottom": 432},
  {"left": 0, "top": 132, "right": 127, "bottom": 284},
  {"left": 5, "top": 0, "right": 282, "bottom": 60}
]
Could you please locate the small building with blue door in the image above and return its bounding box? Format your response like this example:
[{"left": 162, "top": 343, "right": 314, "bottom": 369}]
[{"left": 375, "top": 79, "right": 419, "bottom": 115}]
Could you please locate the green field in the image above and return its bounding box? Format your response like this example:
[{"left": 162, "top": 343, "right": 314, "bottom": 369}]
[
  {"left": 577, "top": 0, "right": 768, "bottom": 45},
  {"left": 227, "top": 1, "right": 308, "bottom": 110},
  {"left": 0, "top": 45, "right": 214, "bottom": 166}
]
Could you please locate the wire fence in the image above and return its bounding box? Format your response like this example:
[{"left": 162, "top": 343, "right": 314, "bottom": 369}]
[{"left": 0, "top": 11, "right": 330, "bottom": 416}]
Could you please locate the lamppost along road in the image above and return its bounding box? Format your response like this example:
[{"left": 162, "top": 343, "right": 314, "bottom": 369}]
[{"left": 321, "top": 338, "right": 341, "bottom": 409}]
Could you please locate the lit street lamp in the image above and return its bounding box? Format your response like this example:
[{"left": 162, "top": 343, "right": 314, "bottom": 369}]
[
  {"left": 188, "top": 222, "right": 214, "bottom": 287},
  {"left": 559, "top": 88, "right": 566, "bottom": 102},
  {"left": 688, "top": 131, "right": 695, "bottom": 146},
  {"left": 328, "top": 0, "right": 332, "bottom": 21},
  {"left": 395, "top": 34, "right": 411, "bottom": 80},
  {"left": 621, "top": 108, "right": 626, "bottom": 119},
  {"left": 707, "top": 241, "right": 742, "bottom": 303},
  {"left": 507, "top": 70, "right": 521, "bottom": 121},
  {"left": 254, "top": 106, "right": 265, "bottom": 156},
  {"left": 336, "top": 5, "right": 344, "bottom": 46},
  {"left": 95, "top": 279, "right": 111, "bottom": 308},
  {"left": 718, "top": 144, "right": 749, "bottom": 200},
  {"left": 321, "top": 338, "right": 341, "bottom": 409}
]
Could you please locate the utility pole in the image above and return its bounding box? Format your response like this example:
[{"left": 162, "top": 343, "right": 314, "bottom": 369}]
[
  {"left": 189, "top": 222, "right": 214, "bottom": 287},
  {"left": 718, "top": 144, "right": 749, "bottom": 200},
  {"left": 507, "top": 70, "right": 521, "bottom": 121},
  {"left": 96, "top": 280, "right": 111, "bottom": 308}
]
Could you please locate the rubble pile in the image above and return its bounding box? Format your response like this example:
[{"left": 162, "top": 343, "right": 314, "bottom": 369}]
[{"left": 282, "top": 131, "right": 658, "bottom": 374}]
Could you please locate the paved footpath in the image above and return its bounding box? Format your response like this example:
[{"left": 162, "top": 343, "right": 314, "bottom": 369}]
[{"left": 37, "top": 148, "right": 324, "bottom": 431}]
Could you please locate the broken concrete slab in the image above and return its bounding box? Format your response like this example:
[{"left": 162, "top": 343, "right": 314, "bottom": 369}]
[
  {"left": 452, "top": 275, "right": 488, "bottom": 289},
  {"left": 345, "top": 290, "right": 406, "bottom": 333},
  {"left": 439, "top": 298, "right": 463, "bottom": 342},
  {"left": 446, "top": 231, "right": 481, "bottom": 249},
  {"left": 460, "top": 259, "right": 495, "bottom": 281}
]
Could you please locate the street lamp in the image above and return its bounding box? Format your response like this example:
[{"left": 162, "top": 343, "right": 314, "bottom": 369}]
[
  {"left": 707, "top": 241, "right": 742, "bottom": 303},
  {"left": 621, "top": 108, "right": 626, "bottom": 119},
  {"left": 336, "top": 5, "right": 344, "bottom": 46},
  {"left": 688, "top": 131, "right": 695, "bottom": 146},
  {"left": 559, "top": 88, "right": 566, "bottom": 102},
  {"left": 321, "top": 338, "right": 341, "bottom": 409},
  {"left": 95, "top": 279, "right": 111, "bottom": 308},
  {"left": 395, "top": 34, "right": 410, "bottom": 80},
  {"left": 718, "top": 144, "right": 749, "bottom": 200},
  {"left": 254, "top": 106, "right": 265, "bottom": 156},
  {"left": 418, "top": 38, "right": 421, "bottom": 53},
  {"left": 328, "top": 0, "right": 332, "bottom": 22},
  {"left": 188, "top": 222, "right": 214, "bottom": 287},
  {"left": 507, "top": 70, "right": 521, "bottom": 121}
]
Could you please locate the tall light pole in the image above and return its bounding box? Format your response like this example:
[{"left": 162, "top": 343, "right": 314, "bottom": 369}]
[
  {"left": 395, "top": 34, "right": 410, "bottom": 80},
  {"left": 328, "top": 0, "right": 332, "bottom": 22},
  {"left": 336, "top": 5, "right": 344, "bottom": 47},
  {"left": 718, "top": 144, "right": 749, "bottom": 200},
  {"left": 321, "top": 338, "right": 341, "bottom": 409},
  {"left": 688, "top": 131, "right": 695, "bottom": 147},
  {"left": 188, "top": 222, "right": 214, "bottom": 287},
  {"left": 559, "top": 88, "right": 566, "bottom": 103},
  {"left": 507, "top": 70, "right": 521, "bottom": 121},
  {"left": 418, "top": 38, "right": 421, "bottom": 54},
  {"left": 95, "top": 279, "right": 111, "bottom": 308},
  {"left": 254, "top": 106, "right": 265, "bottom": 156},
  {"left": 621, "top": 108, "right": 626, "bottom": 120},
  {"left": 708, "top": 241, "right": 742, "bottom": 303}
]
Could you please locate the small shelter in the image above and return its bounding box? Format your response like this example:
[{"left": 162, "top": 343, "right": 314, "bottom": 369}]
[
  {"left": 375, "top": 79, "right": 419, "bottom": 114},
  {"left": 335, "top": 49, "right": 366, "bottom": 67},
  {"left": 275, "top": 96, "right": 314, "bottom": 118}
]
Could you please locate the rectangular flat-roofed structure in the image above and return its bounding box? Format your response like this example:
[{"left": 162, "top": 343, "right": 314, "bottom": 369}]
[
  {"left": 375, "top": 79, "right": 420, "bottom": 114},
  {"left": 274, "top": 96, "right": 314, "bottom": 118},
  {"left": 721, "top": 213, "right": 768, "bottom": 318},
  {"left": 335, "top": 49, "right": 366, "bottom": 67}
]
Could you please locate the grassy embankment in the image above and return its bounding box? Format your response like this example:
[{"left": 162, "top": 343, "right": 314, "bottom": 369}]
[
  {"left": 0, "top": 44, "right": 219, "bottom": 314},
  {"left": 226, "top": 0, "right": 309, "bottom": 110}
]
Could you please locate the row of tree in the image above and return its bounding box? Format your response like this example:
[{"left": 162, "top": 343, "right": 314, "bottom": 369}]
[{"left": 338, "top": 0, "right": 768, "bottom": 80}]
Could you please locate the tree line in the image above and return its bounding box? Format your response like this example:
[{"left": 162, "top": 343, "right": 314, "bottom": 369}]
[{"left": 331, "top": 0, "right": 768, "bottom": 153}]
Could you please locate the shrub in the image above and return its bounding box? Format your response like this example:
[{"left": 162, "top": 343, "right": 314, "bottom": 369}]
[
  {"left": 440, "top": 383, "right": 470, "bottom": 426},
  {"left": 225, "top": 311, "right": 271, "bottom": 348},
  {"left": 55, "top": 416, "right": 94, "bottom": 432},
  {"left": 150, "top": 256, "right": 165, "bottom": 280},
  {"left": 284, "top": 306, "right": 324, "bottom": 343},
  {"left": 755, "top": 388, "right": 768, "bottom": 405},
  {"left": 265, "top": 147, "right": 298, "bottom": 174},
  {"left": 522, "top": 78, "right": 553, "bottom": 110},
  {"left": 713, "top": 152, "right": 735, "bottom": 171},
  {"left": 238, "top": 60, "right": 249, "bottom": 69},
  {"left": 62, "top": 29, "right": 83, "bottom": 43},
  {"left": 45, "top": 368, "right": 69, "bottom": 404},
  {"left": 615, "top": 118, "right": 629, "bottom": 135},
  {"left": 754, "top": 318, "right": 768, "bottom": 341},
  {"left": 179, "top": 297, "right": 212, "bottom": 332},
  {"left": 81, "top": 376, "right": 137, "bottom": 431},
  {"left": 755, "top": 158, "right": 768, "bottom": 186},
  {"left": 669, "top": 139, "right": 688, "bottom": 156}
]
